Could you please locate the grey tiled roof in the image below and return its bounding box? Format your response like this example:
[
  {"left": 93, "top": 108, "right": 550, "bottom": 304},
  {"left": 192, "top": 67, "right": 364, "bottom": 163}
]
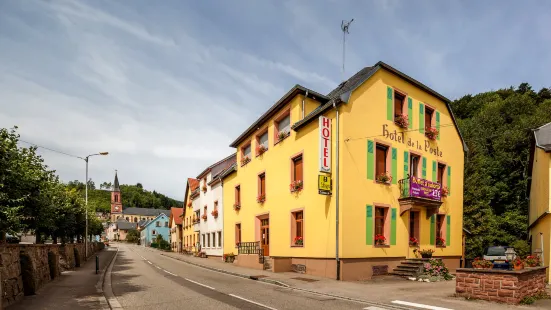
[
  {"left": 122, "top": 207, "right": 169, "bottom": 216},
  {"left": 534, "top": 122, "right": 551, "bottom": 152},
  {"left": 117, "top": 222, "right": 137, "bottom": 230}
]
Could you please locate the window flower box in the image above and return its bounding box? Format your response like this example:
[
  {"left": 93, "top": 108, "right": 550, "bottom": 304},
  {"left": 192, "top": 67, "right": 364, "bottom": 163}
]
[
  {"left": 233, "top": 203, "right": 241, "bottom": 211},
  {"left": 425, "top": 127, "right": 439, "bottom": 140},
  {"left": 278, "top": 131, "right": 289, "bottom": 142},
  {"left": 290, "top": 180, "right": 303, "bottom": 192},
  {"left": 409, "top": 237, "right": 419, "bottom": 247},
  {"left": 436, "top": 237, "right": 446, "bottom": 247},
  {"left": 241, "top": 156, "right": 251, "bottom": 166},
  {"left": 294, "top": 236, "right": 303, "bottom": 246},
  {"left": 256, "top": 145, "right": 267, "bottom": 155},
  {"left": 256, "top": 194, "right": 266, "bottom": 204},
  {"left": 187, "top": 201, "right": 192, "bottom": 208},
  {"left": 211, "top": 209, "right": 218, "bottom": 218},
  {"left": 374, "top": 234, "right": 386, "bottom": 246},
  {"left": 394, "top": 114, "right": 409, "bottom": 129},
  {"left": 441, "top": 186, "right": 449, "bottom": 197},
  {"left": 201, "top": 214, "right": 207, "bottom": 221},
  {"left": 375, "top": 172, "right": 392, "bottom": 184}
]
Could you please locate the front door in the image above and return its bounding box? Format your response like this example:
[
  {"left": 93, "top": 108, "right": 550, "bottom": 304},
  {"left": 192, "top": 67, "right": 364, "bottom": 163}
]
[{"left": 260, "top": 218, "right": 269, "bottom": 256}]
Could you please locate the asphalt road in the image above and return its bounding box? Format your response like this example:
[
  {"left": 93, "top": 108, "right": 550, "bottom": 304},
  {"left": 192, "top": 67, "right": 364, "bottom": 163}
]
[{"left": 110, "top": 243, "right": 391, "bottom": 310}]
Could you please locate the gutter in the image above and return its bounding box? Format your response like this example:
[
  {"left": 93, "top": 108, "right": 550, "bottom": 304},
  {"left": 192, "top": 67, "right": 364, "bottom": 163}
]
[{"left": 528, "top": 211, "right": 550, "bottom": 230}]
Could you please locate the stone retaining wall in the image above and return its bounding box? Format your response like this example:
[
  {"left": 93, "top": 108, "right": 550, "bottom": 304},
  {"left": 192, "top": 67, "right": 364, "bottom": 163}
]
[
  {"left": 0, "top": 242, "right": 104, "bottom": 308},
  {"left": 455, "top": 266, "right": 548, "bottom": 304}
]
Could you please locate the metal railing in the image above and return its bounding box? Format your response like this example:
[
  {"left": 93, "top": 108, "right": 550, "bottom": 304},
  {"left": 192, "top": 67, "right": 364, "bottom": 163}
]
[
  {"left": 398, "top": 175, "right": 441, "bottom": 202},
  {"left": 237, "top": 241, "right": 264, "bottom": 263}
]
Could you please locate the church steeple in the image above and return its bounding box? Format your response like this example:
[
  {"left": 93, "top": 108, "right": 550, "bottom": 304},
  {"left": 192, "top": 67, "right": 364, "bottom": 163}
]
[
  {"left": 111, "top": 171, "right": 122, "bottom": 218},
  {"left": 113, "top": 170, "right": 120, "bottom": 191}
]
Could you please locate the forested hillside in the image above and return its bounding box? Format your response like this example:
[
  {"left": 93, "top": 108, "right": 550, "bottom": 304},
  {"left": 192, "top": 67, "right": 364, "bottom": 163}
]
[
  {"left": 451, "top": 83, "right": 551, "bottom": 257},
  {"left": 66, "top": 180, "right": 182, "bottom": 213}
]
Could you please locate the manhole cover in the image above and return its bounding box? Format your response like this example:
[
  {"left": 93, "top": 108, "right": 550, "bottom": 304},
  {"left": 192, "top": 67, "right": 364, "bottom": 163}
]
[{"left": 291, "top": 277, "right": 318, "bottom": 282}]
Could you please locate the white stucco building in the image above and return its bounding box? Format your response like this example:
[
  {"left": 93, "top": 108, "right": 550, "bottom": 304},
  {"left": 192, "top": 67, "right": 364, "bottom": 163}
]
[{"left": 191, "top": 154, "right": 236, "bottom": 257}]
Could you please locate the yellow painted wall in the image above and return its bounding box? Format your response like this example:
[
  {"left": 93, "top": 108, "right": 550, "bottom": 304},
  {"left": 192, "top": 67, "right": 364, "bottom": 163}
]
[
  {"left": 183, "top": 190, "right": 199, "bottom": 250},
  {"left": 223, "top": 67, "right": 465, "bottom": 260},
  {"left": 530, "top": 216, "right": 551, "bottom": 283},
  {"left": 339, "top": 69, "right": 464, "bottom": 258},
  {"left": 223, "top": 95, "right": 338, "bottom": 258},
  {"left": 529, "top": 148, "right": 551, "bottom": 224}
]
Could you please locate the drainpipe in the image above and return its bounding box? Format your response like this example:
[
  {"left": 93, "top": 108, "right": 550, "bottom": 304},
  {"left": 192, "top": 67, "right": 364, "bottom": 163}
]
[
  {"left": 302, "top": 90, "right": 308, "bottom": 119},
  {"left": 333, "top": 100, "right": 341, "bottom": 280}
]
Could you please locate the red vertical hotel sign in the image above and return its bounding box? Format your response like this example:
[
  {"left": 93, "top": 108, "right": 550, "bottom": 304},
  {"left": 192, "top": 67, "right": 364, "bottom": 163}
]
[{"left": 319, "top": 116, "right": 331, "bottom": 173}]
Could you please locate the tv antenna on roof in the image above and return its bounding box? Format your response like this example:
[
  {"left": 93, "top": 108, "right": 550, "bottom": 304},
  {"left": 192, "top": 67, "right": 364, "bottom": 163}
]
[{"left": 341, "top": 19, "right": 354, "bottom": 82}]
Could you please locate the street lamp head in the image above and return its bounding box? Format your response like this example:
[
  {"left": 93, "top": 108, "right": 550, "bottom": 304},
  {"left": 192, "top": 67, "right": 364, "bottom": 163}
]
[{"left": 99, "top": 152, "right": 109, "bottom": 155}]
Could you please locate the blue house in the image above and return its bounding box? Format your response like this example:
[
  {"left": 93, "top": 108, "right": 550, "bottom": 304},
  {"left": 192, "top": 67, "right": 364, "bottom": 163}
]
[{"left": 140, "top": 212, "right": 170, "bottom": 247}]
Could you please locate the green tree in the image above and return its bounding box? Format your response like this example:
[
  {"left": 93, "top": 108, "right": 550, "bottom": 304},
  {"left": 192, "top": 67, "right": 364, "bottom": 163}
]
[{"left": 126, "top": 229, "right": 140, "bottom": 243}]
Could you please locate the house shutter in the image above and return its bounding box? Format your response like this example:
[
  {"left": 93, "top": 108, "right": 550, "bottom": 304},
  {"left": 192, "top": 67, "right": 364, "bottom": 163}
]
[
  {"left": 432, "top": 161, "right": 437, "bottom": 182},
  {"left": 430, "top": 215, "right": 436, "bottom": 245},
  {"left": 366, "top": 205, "right": 373, "bottom": 245},
  {"left": 403, "top": 151, "right": 409, "bottom": 196},
  {"left": 436, "top": 111, "right": 441, "bottom": 140},
  {"left": 387, "top": 87, "right": 393, "bottom": 121},
  {"left": 390, "top": 208, "right": 397, "bottom": 245},
  {"left": 391, "top": 148, "right": 397, "bottom": 184},
  {"left": 419, "top": 103, "right": 425, "bottom": 134},
  {"left": 422, "top": 157, "right": 427, "bottom": 179},
  {"left": 367, "top": 140, "right": 374, "bottom": 180},
  {"left": 295, "top": 157, "right": 303, "bottom": 181},
  {"left": 447, "top": 166, "right": 452, "bottom": 196},
  {"left": 446, "top": 215, "right": 451, "bottom": 246},
  {"left": 408, "top": 97, "right": 413, "bottom": 129}
]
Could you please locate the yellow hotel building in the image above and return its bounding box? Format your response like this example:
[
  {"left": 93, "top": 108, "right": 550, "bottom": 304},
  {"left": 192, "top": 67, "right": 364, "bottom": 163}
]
[
  {"left": 528, "top": 122, "right": 551, "bottom": 283},
  {"left": 222, "top": 61, "right": 466, "bottom": 281}
]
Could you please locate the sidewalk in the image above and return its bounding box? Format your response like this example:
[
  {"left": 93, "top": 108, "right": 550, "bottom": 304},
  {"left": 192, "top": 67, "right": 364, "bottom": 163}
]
[
  {"left": 155, "top": 248, "right": 551, "bottom": 310},
  {"left": 9, "top": 247, "right": 117, "bottom": 310}
]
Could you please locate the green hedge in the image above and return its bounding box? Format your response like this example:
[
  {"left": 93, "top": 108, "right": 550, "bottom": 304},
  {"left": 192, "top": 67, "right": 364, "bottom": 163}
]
[{"left": 151, "top": 243, "right": 159, "bottom": 248}]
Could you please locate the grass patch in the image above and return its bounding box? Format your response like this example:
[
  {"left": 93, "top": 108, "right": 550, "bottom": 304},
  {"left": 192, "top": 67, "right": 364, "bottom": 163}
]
[{"left": 520, "top": 292, "right": 550, "bottom": 305}]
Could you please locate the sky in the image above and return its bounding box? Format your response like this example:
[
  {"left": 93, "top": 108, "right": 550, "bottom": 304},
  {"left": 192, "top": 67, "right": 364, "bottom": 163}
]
[{"left": 1, "top": 0, "right": 550, "bottom": 200}]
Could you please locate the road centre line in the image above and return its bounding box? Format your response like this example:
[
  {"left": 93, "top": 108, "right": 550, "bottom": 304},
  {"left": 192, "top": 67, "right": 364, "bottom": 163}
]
[
  {"left": 163, "top": 269, "right": 177, "bottom": 276},
  {"left": 184, "top": 278, "right": 216, "bottom": 290},
  {"left": 229, "top": 294, "right": 278, "bottom": 310},
  {"left": 391, "top": 300, "right": 453, "bottom": 310}
]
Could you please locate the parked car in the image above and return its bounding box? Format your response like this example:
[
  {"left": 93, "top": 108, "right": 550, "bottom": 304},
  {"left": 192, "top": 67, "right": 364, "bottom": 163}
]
[{"left": 483, "top": 246, "right": 510, "bottom": 269}]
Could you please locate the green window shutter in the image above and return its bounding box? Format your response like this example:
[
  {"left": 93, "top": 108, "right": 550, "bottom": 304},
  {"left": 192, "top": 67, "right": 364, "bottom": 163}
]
[
  {"left": 432, "top": 161, "right": 437, "bottom": 182},
  {"left": 408, "top": 97, "right": 413, "bottom": 129},
  {"left": 390, "top": 208, "right": 397, "bottom": 245},
  {"left": 436, "top": 111, "right": 441, "bottom": 140},
  {"left": 403, "top": 151, "right": 409, "bottom": 197},
  {"left": 419, "top": 103, "right": 425, "bottom": 134},
  {"left": 447, "top": 166, "right": 452, "bottom": 196},
  {"left": 367, "top": 140, "right": 374, "bottom": 180},
  {"left": 430, "top": 215, "right": 436, "bottom": 245},
  {"left": 446, "top": 215, "right": 451, "bottom": 246},
  {"left": 387, "top": 87, "right": 393, "bottom": 121},
  {"left": 422, "top": 157, "right": 427, "bottom": 179},
  {"left": 391, "top": 148, "right": 397, "bottom": 184},
  {"left": 366, "top": 205, "right": 373, "bottom": 245}
]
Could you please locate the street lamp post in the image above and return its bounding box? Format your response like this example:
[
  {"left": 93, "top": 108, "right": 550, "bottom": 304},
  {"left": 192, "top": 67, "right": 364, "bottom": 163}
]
[{"left": 82, "top": 152, "right": 108, "bottom": 258}]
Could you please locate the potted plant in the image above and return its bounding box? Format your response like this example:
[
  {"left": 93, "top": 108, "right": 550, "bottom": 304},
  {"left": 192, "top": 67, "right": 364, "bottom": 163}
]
[
  {"left": 233, "top": 203, "right": 241, "bottom": 211},
  {"left": 394, "top": 114, "right": 409, "bottom": 128},
  {"left": 472, "top": 257, "right": 493, "bottom": 269},
  {"left": 278, "top": 131, "right": 289, "bottom": 141},
  {"left": 290, "top": 180, "right": 303, "bottom": 192},
  {"left": 256, "top": 194, "right": 266, "bottom": 204},
  {"left": 436, "top": 237, "right": 446, "bottom": 247},
  {"left": 513, "top": 257, "right": 524, "bottom": 270},
  {"left": 374, "top": 234, "right": 386, "bottom": 246},
  {"left": 409, "top": 237, "right": 419, "bottom": 247},
  {"left": 425, "top": 127, "right": 439, "bottom": 140},
  {"left": 294, "top": 236, "right": 303, "bottom": 246},
  {"left": 441, "top": 186, "right": 449, "bottom": 197},
  {"left": 202, "top": 185, "right": 207, "bottom": 192},
  {"left": 211, "top": 209, "right": 218, "bottom": 218},
  {"left": 256, "top": 144, "right": 267, "bottom": 155},
  {"left": 419, "top": 249, "right": 435, "bottom": 258},
  {"left": 241, "top": 156, "right": 251, "bottom": 166},
  {"left": 223, "top": 253, "right": 235, "bottom": 263},
  {"left": 376, "top": 171, "right": 392, "bottom": 184},
  {"left": 202, "top": 214, "right": 207, "bottom": 221},
  {"left": 524, "top": 255, "right": 541, "bottom": 267}
]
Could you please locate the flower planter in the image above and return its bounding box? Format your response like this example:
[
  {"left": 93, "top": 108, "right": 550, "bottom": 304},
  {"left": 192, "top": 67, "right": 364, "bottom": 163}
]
[
  {"left": 513, "top": 264, "right": 524, "bottom": 271},
  {"left": 422, "top": 253, "right": 433, "bottom": 259}
]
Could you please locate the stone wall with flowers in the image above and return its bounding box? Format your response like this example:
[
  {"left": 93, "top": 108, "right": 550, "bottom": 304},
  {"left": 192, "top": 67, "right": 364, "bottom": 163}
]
[{"left": 455, "top": 267, "right": 548, "bottom": 304}]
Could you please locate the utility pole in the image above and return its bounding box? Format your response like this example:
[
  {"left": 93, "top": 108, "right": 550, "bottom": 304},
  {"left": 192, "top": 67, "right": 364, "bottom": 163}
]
[{"left": 341, "top": 19, "right": 354, "bottom": 82}]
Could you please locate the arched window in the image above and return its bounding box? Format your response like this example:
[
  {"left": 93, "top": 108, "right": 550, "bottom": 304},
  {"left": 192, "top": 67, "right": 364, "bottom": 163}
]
[
  {"left": 134, "top": 217, "right": 137, "bottom": 222},
  {"left": 152, "top": 230, "right": 157, "bottom": 235},
  {"left": 115, "top": 194, "right": 118, "bottom": 202},
  {"left": 125, "top": 217, "right": 129, "bottom": 221}
]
